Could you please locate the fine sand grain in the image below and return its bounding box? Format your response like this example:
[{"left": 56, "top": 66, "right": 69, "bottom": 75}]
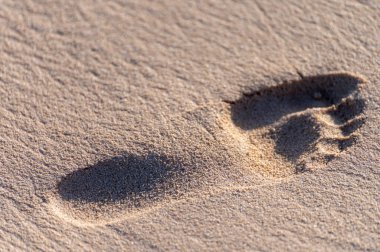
[{"left": 1, "top": 1, "right": 379, "bottom": 251}]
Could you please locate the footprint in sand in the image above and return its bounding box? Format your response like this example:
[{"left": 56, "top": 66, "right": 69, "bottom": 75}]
[
  {"left": 226, "top": 73, "right": 366, "bottom": 176},
  {"left": 50, "top": 72, "right": 366, "bottom": 225}
]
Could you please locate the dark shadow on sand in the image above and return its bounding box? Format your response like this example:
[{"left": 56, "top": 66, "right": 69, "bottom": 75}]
[
  {"left": 58, "top": 153, "right": 187, "bottom": 204},
  {"left": 228, "top": 73, "right": 364, "bottom": 130},
  {"left": 273, "top": 114, "right": 321, "bottom": 161}
]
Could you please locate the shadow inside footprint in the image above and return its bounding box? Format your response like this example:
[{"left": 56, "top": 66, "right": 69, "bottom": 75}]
[
  {"left": 273, "top": 114, "right": 321, "bottom": 161},
  {"left": 229, "top": 73, "right": 364, "bottom": 130},
  {"left": 227, "top": 72, "right": 366, "bottom": 176},
  {"left": 58, "top": 153, "right": 187, "bottom": 206}
]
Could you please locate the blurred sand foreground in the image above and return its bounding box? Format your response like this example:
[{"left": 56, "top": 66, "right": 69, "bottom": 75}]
[{"left": 0, "top": 1, "right": 379, "bottom": 251}]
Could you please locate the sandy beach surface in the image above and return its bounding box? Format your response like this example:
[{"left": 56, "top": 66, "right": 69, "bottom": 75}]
[{"left": 1, "top": 0, "right": 379, "bottom": 251}]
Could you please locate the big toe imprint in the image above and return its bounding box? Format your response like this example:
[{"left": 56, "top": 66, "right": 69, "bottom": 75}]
[{"left": 226, "top": 72, "right": 366, "bottom": 176}]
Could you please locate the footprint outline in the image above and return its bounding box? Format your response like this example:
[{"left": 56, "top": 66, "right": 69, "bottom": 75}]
[{"left": 51, "top": 72, "right": 367, "bottom": 225}]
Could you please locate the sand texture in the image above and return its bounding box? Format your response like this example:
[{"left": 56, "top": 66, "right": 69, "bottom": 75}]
[{"left": 0, "top": 0, "right": 379, "bottom": 251}]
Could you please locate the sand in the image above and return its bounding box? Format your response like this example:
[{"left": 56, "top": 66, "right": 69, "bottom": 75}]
[{"left": 0, "top": 0, "right": 379, "bottom": 251}]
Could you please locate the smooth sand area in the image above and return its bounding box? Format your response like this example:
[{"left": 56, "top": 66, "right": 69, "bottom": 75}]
[{"left": 1, "top": 1, "right": 379, "bottom": 251}]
